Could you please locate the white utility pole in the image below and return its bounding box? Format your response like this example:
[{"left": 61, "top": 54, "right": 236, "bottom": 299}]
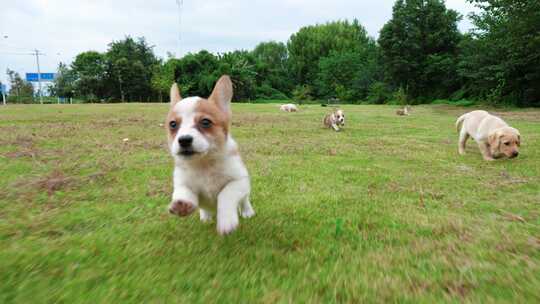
[
  {"left": 33, "top": 49, "right": 43, "bottom": 104},
  {"left": 175, "top": 0, "right": 183, "bottom": 58}
]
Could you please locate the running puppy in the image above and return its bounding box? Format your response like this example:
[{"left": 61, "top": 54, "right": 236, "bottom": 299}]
[
  {"left": 323, "top": 109, "right": 345, "bottom": 131},
  {"left": 166, "top": 75, "right": 255, "bottom": 235},
  {"left": 280, "top": 103, "right": 298, "bottom": 112},
  {"left": 456, "top": 110, "right": 521, "bottom": 161},
  {"left": 396, "top": 105, "right": 411, "bottom": 116}
]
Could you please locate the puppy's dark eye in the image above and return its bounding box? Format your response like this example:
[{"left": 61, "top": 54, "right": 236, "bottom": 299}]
[
  {"left": 199, "top": 118, "right": 213, "bottom": 129},
  {"left": 169, "top": 121, "right": 178, "bottom": 129},
  {"left": 504, "top": 142, "right": 510, "bottom": 146}
]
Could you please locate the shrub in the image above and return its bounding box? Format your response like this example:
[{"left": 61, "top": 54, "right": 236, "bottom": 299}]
[
  {"left": 255, "top": 84, "right": 289, "bottom": 100},
  {"left": 367, "top": 82, "right": 392, "bottom": 104},
  {"left": 392, "top": 87, "right": 408, "bottom": 105},
  {"left": 292, "top": 85, "right": 313, "bottom": 104},
  {"left": 335, "top": 85, "right": 355, "bottom": 103}
]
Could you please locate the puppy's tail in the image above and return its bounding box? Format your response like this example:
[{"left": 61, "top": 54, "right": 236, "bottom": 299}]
[{"left": 455, "top": 114, "right": 467, "bottom": 132}]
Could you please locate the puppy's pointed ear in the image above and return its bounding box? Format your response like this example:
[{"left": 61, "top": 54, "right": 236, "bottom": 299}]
[
  {"left": 209, "top": 75, "right": 233, "bottom": 116},
  {"left": 170, "top": 83, "right": 182, "bottom": 106}
]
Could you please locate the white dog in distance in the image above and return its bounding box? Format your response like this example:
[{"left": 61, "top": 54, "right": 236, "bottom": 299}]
[{"left": 280, "top": 103, "right": 298, "bottom": 112}]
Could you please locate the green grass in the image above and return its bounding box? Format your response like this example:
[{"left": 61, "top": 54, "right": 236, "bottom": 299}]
[{"left": 1, "top": 103, "right": 539, "bottom": 303}]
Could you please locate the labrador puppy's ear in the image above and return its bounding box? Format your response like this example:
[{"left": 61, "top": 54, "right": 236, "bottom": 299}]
[
  {"left": 170, "top": 83, "right": 182, "bottom": 107},
  {"left": 488, "top": 131, "right": 501, "bottom": 150},
  {"left": 517, "top": 134, "right": 521, "bottom": 147}
]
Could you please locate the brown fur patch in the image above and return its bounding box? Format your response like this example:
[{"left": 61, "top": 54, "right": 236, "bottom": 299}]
[
  {"left": 323, "top": 113, "right": 333, "bottom": 128},
  {"left": 195, "top": 99, "right": 230, "bottom": 141}
]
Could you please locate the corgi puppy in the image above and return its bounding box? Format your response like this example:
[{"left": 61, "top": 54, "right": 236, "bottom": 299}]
[
  {"left": 323, "top": 109, "right": 345, "bottom": 131},
  {"left": 280, "top": 103, "right": 298, "bottom": 112},
  {"left": 396, "top": 105, "right": 411, "bottom": 116},
  {"left": 165, "top": 75, "right": 254, "bottom": 235}
]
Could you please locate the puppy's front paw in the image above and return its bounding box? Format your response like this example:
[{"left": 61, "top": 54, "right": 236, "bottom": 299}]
[
  {"left": 168, "top": 200, "right": 196, "bottom": 217},
  {"left": 217, "top": 213, "right": 239, "bottom": 235}
]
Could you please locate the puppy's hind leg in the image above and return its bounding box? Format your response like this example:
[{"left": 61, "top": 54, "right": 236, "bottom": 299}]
[
  {"left": 458, "top": 129, "right": 469, "bottom": 155},
  {"left": 240, "top": 196, "right": 255, "bottom": 219}
]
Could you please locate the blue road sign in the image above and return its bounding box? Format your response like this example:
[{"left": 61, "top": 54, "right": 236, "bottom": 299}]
[
  {"left": 1, "top": 84, "right": 6, "bottom": 93},
  {"left": 26, "top": 73, "right": 56, "bottom": 82}
]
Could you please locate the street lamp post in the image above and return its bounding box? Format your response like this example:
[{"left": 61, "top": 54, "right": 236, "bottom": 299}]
[{"left": 2, "top": 35, "right": 8, "bottom": 105}]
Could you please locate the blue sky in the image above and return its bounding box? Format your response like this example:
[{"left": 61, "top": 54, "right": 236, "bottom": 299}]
[{"left": 0, "top": 0, "right": 478, "bottom": 86}]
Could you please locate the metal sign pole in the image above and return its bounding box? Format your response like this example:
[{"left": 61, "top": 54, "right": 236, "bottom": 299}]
[{"left": 1, "top": 84, "right": 5, "bottom": 105}]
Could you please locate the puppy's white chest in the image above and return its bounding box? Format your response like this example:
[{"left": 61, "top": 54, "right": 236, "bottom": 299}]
[
  {"left": 178, "top": 163, "right": 227, "bottom": 200},
  {"left": 193, "top": 167, "right": 231, "bottom": 199}
]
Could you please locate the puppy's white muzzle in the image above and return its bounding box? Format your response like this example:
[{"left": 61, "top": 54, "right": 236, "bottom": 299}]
[{"left": 170, "top": 128, "right": 210, "bottom": 158}]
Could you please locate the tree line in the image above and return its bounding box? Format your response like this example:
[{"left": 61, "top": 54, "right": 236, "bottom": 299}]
[{"left": 6, "top": 0, "right": 540, "bottom": 106}]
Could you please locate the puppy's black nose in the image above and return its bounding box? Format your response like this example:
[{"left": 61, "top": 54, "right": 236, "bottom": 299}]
[
  {"left": 178, "top": 135, "right": 193, "bottom": 148},
  {"left": 512, "top": 151, "right": 519, "bottom": 158}
]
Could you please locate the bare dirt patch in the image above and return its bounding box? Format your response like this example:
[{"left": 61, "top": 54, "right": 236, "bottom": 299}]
[
  {"left": 36, "top": 170, "right": 75, "bottom": 195},
  {"left": 232, "top": 113, "right": 293, "bottom": 127},
  {"left": 3, "top": 136, "right": 38, "bottom": 159},
  {"left": 491, "top": 111, "right": 540, "bottom": 123},
  {"left": 443, "top": 281, "right": 475, "bottom": 299},
  {"left": 10, "top": 169, "right": 108, "bottom": 199}
]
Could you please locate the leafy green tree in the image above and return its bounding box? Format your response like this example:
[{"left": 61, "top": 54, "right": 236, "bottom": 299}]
[
  {"left": 251, "top": 41, "right": 292, "bottom": 97},
  {"left": 287, "top": 20, "right": 375, "bottom": 95},
  {"left": 367, "top": 82, "right": 393, "bottom": 104},
  {"left": 378, "top": 0, "right": 462, "bottom": 100},
  {"left": 105, "top": 36, "right": 159, "bottom": 102},
  {"left": 252, "top": 41, "right": 288, "bottom": 69},
  {"left": 70, "top": 51, "right": 107, "bottom": 101},
  {"left": 172, "top": 50, "right": 220, "bottom": 97},
  {"left": 292, "top": 85, "right": 313, "bottom": 104},
  {"left": 51, "top": 63, "right": 76, "bottom": 98},
  {"left": 6, "top": 69, "right": 34, "bottom": 103},
  {"left": 459, "top": 0, "right": 540, "bottom": 106},
  {"left": 151, "top": 58, "right": 176, "bottom": 103},
  {"left": 317, "top": 48, "right": 380, "bottom": 101},
  {"left": 164, "top": 50, "right": 260, "bottom": 101},
  {"left": 216, "top": 51, "right": 258, "bottom": 101}
]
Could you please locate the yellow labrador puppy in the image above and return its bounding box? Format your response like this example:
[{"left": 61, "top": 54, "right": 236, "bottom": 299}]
[{"left": 456, "top": 110, "right": 520, "bottom": 161}]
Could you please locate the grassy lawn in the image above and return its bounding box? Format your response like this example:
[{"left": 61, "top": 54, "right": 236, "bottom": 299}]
[{"left": 1, "top": 103, "right": 539, "bottom": 303}]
